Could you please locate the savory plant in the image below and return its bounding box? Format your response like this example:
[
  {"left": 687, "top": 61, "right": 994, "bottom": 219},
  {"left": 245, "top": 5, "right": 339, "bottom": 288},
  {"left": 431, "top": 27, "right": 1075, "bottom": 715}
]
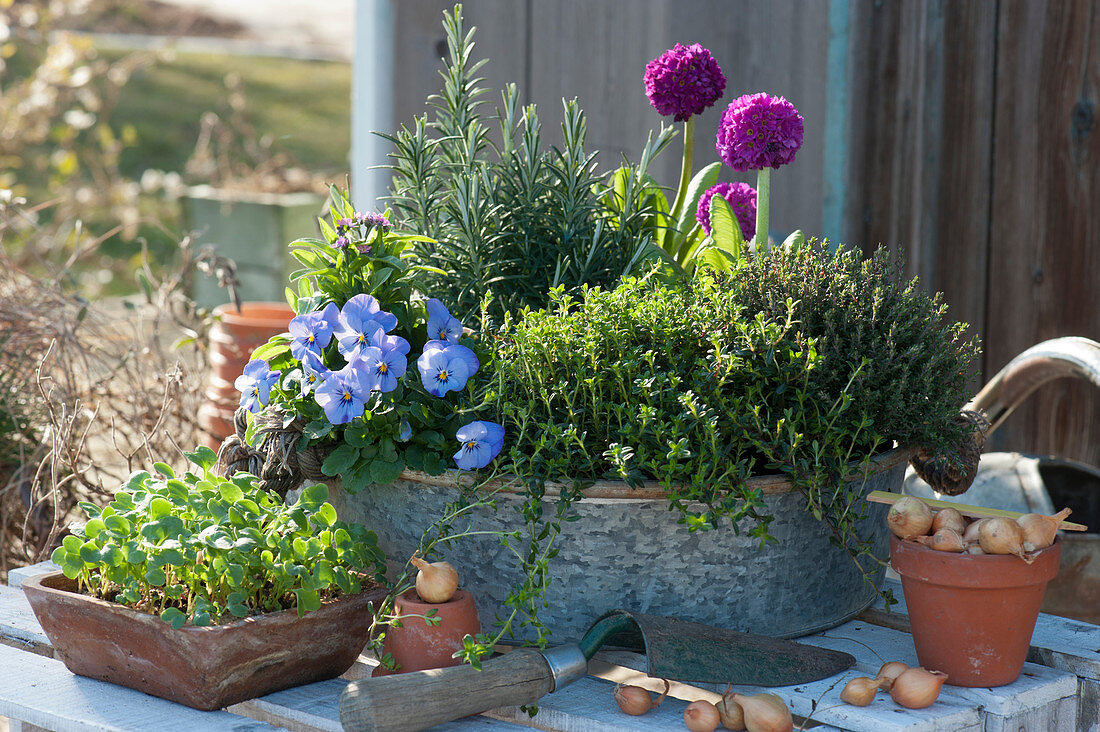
[
  {"left": 383, "top": 5, "right": 669, "bottom": 324},
  {"left": 486, "top": 244, "right": 978, "bottom": 594},
  {"left": 50, "top": 446, "right": 387, "bottom": 628}
]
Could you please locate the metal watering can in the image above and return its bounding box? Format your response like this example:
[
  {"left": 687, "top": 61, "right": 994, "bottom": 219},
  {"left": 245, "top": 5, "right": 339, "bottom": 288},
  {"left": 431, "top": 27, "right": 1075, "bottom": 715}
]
[{"left": 905, "top": 336, "right": 1100, "bottom": 623}]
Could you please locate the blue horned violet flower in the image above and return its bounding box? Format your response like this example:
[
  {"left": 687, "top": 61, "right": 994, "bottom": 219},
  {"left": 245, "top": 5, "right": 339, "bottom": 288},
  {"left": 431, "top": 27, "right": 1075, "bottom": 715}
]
[
  {"left": 335, "top": 294, "right": 398, "bottom": 359},
  {"left": 425, "top": 298, "right": 463, "bottom": 343},
  {"left": 288, "top": 302, "right": 339, "bottom": 360},
  {"left": 355, "top": 345, "right": 407, "bottom": 393},
  {"left": 371, "top": 328, "right": 411, "bottom": 356},
  {"left": 298, "top": 349, "right": 329, "bottom": 396},
  {"left": 417, "top": 341, "right": 479, "bottom": 397},
  {"left": 234, "top": 359, "right": 281, "bottom": 414},
  {"left": 313, "top": 361, "right": 375, "bottom": 425},
  {"left": 453, "top": 420, "right": 505, "bottom": 470}
]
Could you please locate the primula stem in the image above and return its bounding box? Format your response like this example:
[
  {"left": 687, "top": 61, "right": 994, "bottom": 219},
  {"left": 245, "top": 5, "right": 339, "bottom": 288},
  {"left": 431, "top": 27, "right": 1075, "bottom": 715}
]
[
  {"left": 668, "top": 118, "right": 695, "bottom": 237},
  {"left": 755, "top": 167, "right": 770, "bottom": 250}
]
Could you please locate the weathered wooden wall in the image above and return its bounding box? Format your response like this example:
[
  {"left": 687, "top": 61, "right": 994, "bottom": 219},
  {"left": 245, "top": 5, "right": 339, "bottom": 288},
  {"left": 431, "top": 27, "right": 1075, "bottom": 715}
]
[
  {"left": 845, "top": 0, "right": 1100, "bottom": 468},
  {"left": 392, "top": 0, "right": 832, "bottom": 241},
  {"left": 386, "top": 0, "right": 1100, "bottom": 469}
]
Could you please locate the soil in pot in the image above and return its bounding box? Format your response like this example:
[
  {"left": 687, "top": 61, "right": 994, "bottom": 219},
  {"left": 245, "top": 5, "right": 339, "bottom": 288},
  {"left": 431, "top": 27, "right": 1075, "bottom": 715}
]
[
  {"left": 23, "top": 572, "right": 387, "bottom": 710},
  {"left": 374, "top": 588, "right": 482, "bottom": 675},
  {"left": 890, "top": 534, "right": 1062, "bottom": 687}
]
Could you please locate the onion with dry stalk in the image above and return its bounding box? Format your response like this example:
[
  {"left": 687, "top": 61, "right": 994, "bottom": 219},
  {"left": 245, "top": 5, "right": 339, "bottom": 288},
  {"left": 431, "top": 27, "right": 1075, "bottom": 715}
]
[
  {"left": 890, "top": 667, "right": 948, "bottom": 709},
  {"left": 684, "top": 700, "right": 721, "bottom": 732},
  {"left": 729, "top": 693, "right": 793, "bottom": 732},
  {"left": 875, "top": 661, "right": 908, "bottom": 691},
  {"left": 1018, "top": 507, "right": 1072, "bottom": 551},
  {"left": 716, "top": 685, "right": 745, "bottom": 730},
  {"left": 613, "top": 679, "right": 668, "bottom": 716},
  {"left": 887, "top": 496, "right": 934, "bottom": 540},
  {"left": 977, "top": 517, "right": 1026, "bottom": 558},
  {"left": 409, "top": 551, "right": 459, "bottom": 603},
  {"left": 931, "top": 507, "right": 966, "bottom": 535},
  {"left": 915, "top": 527, "right": 965, "bottom": 553},
  {"left": 840, "top": 676, "right": 879, "bottom": 706},
  {"left": 962, "top": 518, "right": 986, "bottom": 544}
]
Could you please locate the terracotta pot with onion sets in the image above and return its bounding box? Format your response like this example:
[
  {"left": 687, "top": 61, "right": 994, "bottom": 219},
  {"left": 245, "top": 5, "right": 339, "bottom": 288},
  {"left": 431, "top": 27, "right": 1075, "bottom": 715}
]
[
  {"left": 199, "top": 302, "right": 293, "bottom": 449},
  {"left": 889, "top": 533, "right": 1062, "bottom": 687}
]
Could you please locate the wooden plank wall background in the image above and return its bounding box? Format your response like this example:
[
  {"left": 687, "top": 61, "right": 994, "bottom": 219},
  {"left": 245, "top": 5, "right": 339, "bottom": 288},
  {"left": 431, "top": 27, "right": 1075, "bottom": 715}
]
[{"left": 387, "top": 0, "right": 1100, "bottom": 469}]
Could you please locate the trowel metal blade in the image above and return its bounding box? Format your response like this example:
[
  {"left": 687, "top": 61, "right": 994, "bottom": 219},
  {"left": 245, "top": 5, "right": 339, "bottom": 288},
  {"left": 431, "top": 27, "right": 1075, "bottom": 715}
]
[{"left": 592, "top": 609, "right": 854, "bottom": 687}]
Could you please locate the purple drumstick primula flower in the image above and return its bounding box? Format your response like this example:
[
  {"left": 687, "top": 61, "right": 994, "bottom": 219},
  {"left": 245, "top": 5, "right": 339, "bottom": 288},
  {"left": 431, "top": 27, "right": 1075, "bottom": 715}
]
[
  {"left": 313, "top": 361, "right": 376, "bottom": 425},
  {"left": 355, "top": 345, "right": 407, "bottom": 393},
  {"left": 425, "top": 298, "right": 463, "bottom": 343},
  {"left": 335, "top": 294, "right": 398, "bottom": 359},
  {"left": 716, "top": 93, "right": 804, "bottom": 171},
  {"left": 696, "top": 182, "right": 758, "bottom": 240},
  {"left": 417, "top": 341, "right": 479, "bottom": 397},
  {"left": 288, "top": 303, "right": 339, "bottom": 360},
  {"left": 298, "top": 349, "right": 330, "bottom": 396},
  {"left": 453, "top": 421, "right": 505, "bottom": 470},
  {"left": 644, "top": 43, "right": 726, "bottom": 122},
  {"left": 234, "top": 359, "right": 281, "bottom": 414}
]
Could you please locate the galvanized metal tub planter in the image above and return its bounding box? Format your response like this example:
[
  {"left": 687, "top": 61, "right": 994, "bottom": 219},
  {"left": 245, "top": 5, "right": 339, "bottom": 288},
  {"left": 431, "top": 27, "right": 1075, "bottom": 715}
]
[{"left": 333, "top": 446, "right": 911, "bottom": 642}]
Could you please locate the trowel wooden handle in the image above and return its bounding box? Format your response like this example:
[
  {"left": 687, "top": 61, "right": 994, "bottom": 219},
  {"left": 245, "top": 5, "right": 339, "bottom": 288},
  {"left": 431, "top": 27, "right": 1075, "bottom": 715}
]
[{"left": 338, "top": 649, "right": 553, "bottom": 731}]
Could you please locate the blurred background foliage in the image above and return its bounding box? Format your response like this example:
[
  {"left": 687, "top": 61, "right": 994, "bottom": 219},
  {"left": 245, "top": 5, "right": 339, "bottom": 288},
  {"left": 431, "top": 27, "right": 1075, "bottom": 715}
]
[{"left": 1, "top": 0, "right": 350, "bottom": 296}]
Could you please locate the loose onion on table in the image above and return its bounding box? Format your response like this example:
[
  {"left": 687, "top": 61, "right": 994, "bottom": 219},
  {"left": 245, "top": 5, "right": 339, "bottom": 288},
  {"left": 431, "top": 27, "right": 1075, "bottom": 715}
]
[
  {"left": 614, "top": 679, "right": 668, "bottom": 716},
  {"left": 716, "top": 685, "right": 745, "bottom": 730},
  {"left": 684, "top": 700, "right": 721, "bottom": 732},
  {"left": 840, "top": 676, "right": 879, "bottom": 706},
  {"left": 875, "top": 661, "right": 909, "bottom": 691},
  {"left": 728, "top": 693, "right": 793, "bottom": 732},
  {"left": 890, "top": 667, "right": 948, "bottom": 709}
]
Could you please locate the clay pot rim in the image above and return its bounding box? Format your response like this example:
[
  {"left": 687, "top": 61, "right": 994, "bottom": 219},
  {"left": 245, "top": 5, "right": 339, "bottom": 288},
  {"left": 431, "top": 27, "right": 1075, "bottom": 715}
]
[
  {"left": 25, "top": 571, "right": 387, "bottom": 633},
  {"left": 890, "top": 533, "right": 1063, "bottom": 587},
  {"left": 395, "top": 587, "right": 473, "bottom": 611},
  {"left": 212, "top": 301, "right": 295, "bottom": 329},
  {"left": 395, "top": 445, "right": 913, "bottom": 499}
]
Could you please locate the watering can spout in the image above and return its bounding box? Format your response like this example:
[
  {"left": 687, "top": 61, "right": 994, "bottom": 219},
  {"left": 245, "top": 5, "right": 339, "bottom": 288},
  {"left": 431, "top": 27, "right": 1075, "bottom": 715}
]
[{"left": 967, "top": 336, "right": 1100, "bottom": 438}]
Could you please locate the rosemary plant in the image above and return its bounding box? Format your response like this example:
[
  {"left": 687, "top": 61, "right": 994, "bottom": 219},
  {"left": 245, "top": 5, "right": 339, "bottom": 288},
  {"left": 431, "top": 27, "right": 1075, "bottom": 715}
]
[{"left": 383, "top": 5, "right": 669, "bottom": 325}]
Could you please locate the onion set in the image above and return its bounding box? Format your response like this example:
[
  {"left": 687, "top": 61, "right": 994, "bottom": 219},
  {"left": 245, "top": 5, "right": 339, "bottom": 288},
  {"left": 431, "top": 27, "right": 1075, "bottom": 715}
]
[
  {"left": 889, "top": 667, "right": 948, "bottom": 709},
  {"left": 728, "top": 693, "right": 792, "bottom": 732},
  {"left": 409, "top": 552, "right": 459, "bottom": 603},
  {"left": 684, "top": 700, "right": 721, "bottom": 732},
  {"left": 613, "top": 679, "right": 668, "bottom": 716}
]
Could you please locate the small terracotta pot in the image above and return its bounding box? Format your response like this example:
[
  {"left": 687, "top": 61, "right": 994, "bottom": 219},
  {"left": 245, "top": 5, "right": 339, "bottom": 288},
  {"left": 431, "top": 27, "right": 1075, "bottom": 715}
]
[
  {"left": 376, "top": 589, "right": 481, "bottom": 675},
  {"left": 24, "top": 572, "right": 386, "bottom": 710},
  {"left": 201, "top": 301, "right": 293, "bottom": 449},
  {"left": 890, "top": 534, "right": 1062, "bottom": 687}
]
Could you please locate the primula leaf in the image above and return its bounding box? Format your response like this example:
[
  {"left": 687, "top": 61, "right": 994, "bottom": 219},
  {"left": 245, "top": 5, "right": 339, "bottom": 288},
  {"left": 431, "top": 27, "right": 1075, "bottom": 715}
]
[
  {"left": 708, "top": 195, "right": 743, "bottom": 263},
  {"left": 250, "top": 340, "right": 291, "bottom": 363},
  {"left": 675, "top": 161, "right": 722, "bottom": 238},
  {"left": 302, "top": 420, "right": 333, "bottom": 441}
]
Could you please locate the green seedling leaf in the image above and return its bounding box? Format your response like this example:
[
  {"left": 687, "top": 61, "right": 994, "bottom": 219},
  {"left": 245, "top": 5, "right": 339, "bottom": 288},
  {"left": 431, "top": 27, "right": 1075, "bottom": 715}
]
[
  {"left": 152, "top": 462, "right": 175, "bottom": 478},
  {"left": 219, "top": 481, "right": 245, "bottom": 504},
  {"left": 293, "top": 588, "right": 321, "bottom": 616},
  {"left": 83, "top": 518, "right": 106, "bottom": 538},
  {"left": 160, "top": 607, "right": 186, "bottom": 630},
  {"left": 144, "top": 567, "right": 166, "bottom": 587}
]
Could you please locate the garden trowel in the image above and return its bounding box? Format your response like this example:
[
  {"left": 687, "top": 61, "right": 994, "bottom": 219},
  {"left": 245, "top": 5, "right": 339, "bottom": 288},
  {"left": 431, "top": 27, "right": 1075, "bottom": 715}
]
[{"left": 339, "top": 609, "right": 854, "bottom": 731}]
